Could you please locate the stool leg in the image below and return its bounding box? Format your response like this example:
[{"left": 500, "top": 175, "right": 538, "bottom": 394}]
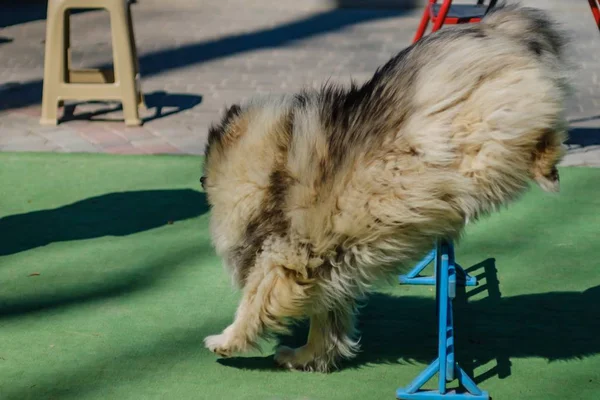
[
  {"left": 110, "top": 1, "right": 141, "bottom": 126},
  {"left": 126, "top": 3, "right": 145, "bottom": 108},
  {"left": 40, "top": 1, "right": 67, "bottom": 125},
  {"left": 58, "top": 9, "right": 71, "bottom": 108}
]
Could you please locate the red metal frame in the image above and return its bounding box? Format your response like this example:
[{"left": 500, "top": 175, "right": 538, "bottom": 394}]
[
  {"left": 416, "top": 0, "right": 600, "bottom": 44},
  {"left": 589, "top": 0, "right": 600, "bottom": 30},
  {"left": 413, "top": 0, "right": 486, "bottom": 43}
]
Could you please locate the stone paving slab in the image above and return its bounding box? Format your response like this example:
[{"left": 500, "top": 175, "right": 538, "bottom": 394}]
[{"left": 0, "top": 0, "right": 599, "bottom": 166}]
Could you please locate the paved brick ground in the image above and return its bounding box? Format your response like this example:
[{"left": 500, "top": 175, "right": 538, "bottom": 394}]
[{"left": 0, "top": 0, "right": 599, "bottom": 165}]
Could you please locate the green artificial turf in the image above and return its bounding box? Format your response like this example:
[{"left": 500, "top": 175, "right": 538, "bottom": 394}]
[{"left": 0, "top": 152, "right": 598, "bottom": 400}]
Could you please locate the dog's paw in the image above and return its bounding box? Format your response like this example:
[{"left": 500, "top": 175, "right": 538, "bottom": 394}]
[
  {"left": 204, "top": 333, "right": 234, "bottom": 357},
  {"left": 274, "top": 345, "right": 296, "bottom": 367},
  {"left": 274, "top": 345, "right": 319, "bottom": 372}
]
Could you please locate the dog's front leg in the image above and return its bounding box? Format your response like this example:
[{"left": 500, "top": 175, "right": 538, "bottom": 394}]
[{"left": 204, "top": 263, "right": 309, "bottom": 357}]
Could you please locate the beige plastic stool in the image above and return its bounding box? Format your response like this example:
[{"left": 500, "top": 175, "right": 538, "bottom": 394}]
[{"left": 40, "top": 0, "right": 144, "bottom": 126}]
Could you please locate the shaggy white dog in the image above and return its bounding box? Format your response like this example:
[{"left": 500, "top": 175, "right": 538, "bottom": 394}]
[{"left": 201, "top": 4, "right": 570, "bottom": 372}]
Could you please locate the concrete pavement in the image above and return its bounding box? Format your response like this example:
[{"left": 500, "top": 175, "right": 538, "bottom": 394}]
[{"left": 0, "top": 0, "right": 599, "bottom": 165}]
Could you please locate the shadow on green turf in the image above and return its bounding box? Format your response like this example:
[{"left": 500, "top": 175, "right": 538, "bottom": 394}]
[
  {"left": 0, "top": 189, "right": 209, "bottom": 256},
  {"left": 220, "top": 259, "right": 600, "bottom": 385},
  {"left": 0, "top": 243, "right": 212, "bottom": 318}
]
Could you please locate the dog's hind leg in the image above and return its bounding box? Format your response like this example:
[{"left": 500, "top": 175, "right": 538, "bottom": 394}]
[
  {"left": 204, "top": 262, "right": 311, "bottom": 357},
  {"left": 274, "top": 301, "right": 360, "bottom": 372}
]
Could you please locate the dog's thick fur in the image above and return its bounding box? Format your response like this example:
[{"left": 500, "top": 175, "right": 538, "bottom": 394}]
[{"left": 201, "top": 4, "right": 570, "bottom": 372}]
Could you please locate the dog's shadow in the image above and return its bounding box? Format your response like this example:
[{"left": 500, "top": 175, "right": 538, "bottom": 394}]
[{"left": 218, "top": 259, "right": 600, "bottom": 383}]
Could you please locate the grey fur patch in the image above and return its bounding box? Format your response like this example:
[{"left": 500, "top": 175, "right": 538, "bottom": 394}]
[{"left": 231, "top": 114, "right": 295, "bottom": 285}]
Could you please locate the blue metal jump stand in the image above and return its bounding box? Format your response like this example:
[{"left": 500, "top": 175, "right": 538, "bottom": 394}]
[{"left": 396, "top": 240, "right": 489, "bottom": 400}]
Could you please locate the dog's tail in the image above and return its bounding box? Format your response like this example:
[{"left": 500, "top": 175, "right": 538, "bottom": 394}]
[{"left": 481, "top": 3, "right": 568, "bottom": 60}]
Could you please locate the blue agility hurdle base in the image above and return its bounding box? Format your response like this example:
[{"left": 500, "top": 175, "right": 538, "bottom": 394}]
[{"left": 396, "top": 240, "right": 489, "bottom": 400}]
